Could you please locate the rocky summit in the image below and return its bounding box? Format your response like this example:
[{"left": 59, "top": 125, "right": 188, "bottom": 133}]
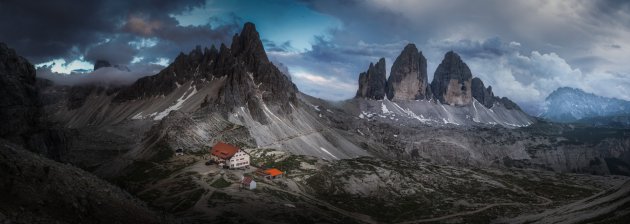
[
  {"left": 113, "top": 22, "right": 297, "bottom": 124},
  {"left": 355, "top": 58, "right": 386, "bottom": 100},
  {"left": 431, "top": 51, "right": 473, "bottom": 106},
  {"left": 386, "top": 43, "right": 432, "bottom": 101}
]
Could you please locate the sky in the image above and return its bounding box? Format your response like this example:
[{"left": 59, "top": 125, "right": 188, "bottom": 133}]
[{"left": 1, "top": 0, "right": 630, "bottom": 114}]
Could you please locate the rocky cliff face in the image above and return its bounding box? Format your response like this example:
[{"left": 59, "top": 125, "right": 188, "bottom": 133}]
[
  {"left": 113, "top": 22, "right": 297, "bottom": 124},
  {"left": 0, "top": 43, "right": 41, "bottom": 145},
  {"left": 471, "top": 77, "right": 495, "bottom": 108},
  {"left": 355, "top": 58, "right": 387, "bottom": 100},
  {"left": 386, "top": 44, "right": 432, "bottom": 101},
  {"left": 0, "top": 43, "right": 68, "bottom": 160},
  {"left": 225, "top": 22, "right": 299, "bottom": 122},
  {"left": 431, "top": 51, "right": 473, "bottom": 106}
]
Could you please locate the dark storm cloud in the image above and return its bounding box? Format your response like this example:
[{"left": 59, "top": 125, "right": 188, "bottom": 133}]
[
  {"left": 306, "top": 35, "right": 405, "bottom": 64},
  {"left": 0, "top": 0, "right": 219, "bottom": 63},
  {"left": 128, "top": 16, "right": 240, "bottom": 63},
  {"left": 84, "top": 35, "right": 138, "bottom": 65},
  {"left": 37, "top": 63, "right": 165, "bottom": 86},
  {"left": 428, "top": 37, "right": 516, "bottom": 59}
]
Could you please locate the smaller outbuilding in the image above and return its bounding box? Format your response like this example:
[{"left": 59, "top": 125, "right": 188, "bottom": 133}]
[
  {"left": 263, "top": 168, "right": 283, "bottom": 180},
  {"left": 240, "top": 176, "right": 256, "bottom": 190}
]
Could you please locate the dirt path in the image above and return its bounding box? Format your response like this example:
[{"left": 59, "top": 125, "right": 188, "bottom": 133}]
[
  {"left": 397, "top": 202, "right": 523, "bottom": 224},
  {"left": 258, "top": 182, "right": 378, "bottom": 224},
  {"left": 395, "top": 183, "right": 554, "bottom": 223}
]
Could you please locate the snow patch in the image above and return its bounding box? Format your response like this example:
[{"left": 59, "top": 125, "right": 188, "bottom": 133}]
[
  {"left": 381, "top": 103, "right": 391, "bottom": 114},
  {"left": 131, "top": 112, "right": 145, "bottom": 120},
  {"left": 319, "top": 147, "right": 339, "bottom": 160},
  {"left": 153, "top": 85, "right": 197, "bottom": 120}
]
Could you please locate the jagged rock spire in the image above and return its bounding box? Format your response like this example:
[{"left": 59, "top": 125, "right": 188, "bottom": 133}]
[
  {"left": 471, "top": 77, "right": 495, "bottom": 108},
  {"left": 356, "top": 58, "right": 387, "bottom": 100},
  {"left": 386, "top": 43, "right": 431, "bottom": 101},
  {"left": 114, "top": 22, "right": 297, "bottom": 124},
  {"left": 431, "top": 51, "right": 473, "bottom": 106}
]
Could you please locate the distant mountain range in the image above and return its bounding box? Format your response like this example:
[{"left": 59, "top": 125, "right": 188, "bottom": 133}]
[{"left": 541, "top": 87, "right": 630, "bottom": 124}]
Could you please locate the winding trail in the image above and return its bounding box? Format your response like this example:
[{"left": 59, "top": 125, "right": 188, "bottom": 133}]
[{"left": 258, "top": 182, "right": 378, "bottom": 224}]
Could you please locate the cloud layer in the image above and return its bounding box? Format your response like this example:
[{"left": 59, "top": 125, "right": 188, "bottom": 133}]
[{"left": 2, "top": 0, "right": 629, "bottom": 114}]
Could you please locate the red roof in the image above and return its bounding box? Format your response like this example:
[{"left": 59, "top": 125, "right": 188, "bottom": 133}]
[
  {"left": 210, "top": 142, "right": 239, "bottom": 160},
  {"left": 264, "top": 168, "right": 283, "bottom": 177}
]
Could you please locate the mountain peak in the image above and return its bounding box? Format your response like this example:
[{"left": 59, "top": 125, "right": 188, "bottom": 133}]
[
  {"left": 431, "top": 51, "right": 473, "bottom": 106},
  {"left": 386, "top": 43, "right": 430, "bottom": 100},
  {"left": 542, "top": 87, "right": 630, "bottom": 122},
  {"left": 231, "top": 22, "right": 268, "bottom": 65},
  {"left": 401, "top": 43, "right": 418, "bottom": 53}
]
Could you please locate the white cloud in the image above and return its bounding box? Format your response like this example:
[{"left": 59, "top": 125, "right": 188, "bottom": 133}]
[
  {"left": 150, "top": 57, "right": 170, "bottom": 67},
  {"left": 291, "top": 69, "right": 357, "bottom": 100},
  {"left": 35, "top": 58, "right": 93, "bottom": 74}
]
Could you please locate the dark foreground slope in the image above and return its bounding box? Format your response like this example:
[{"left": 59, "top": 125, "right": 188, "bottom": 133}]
[{"left": 0, "top": 140, "right": 173, "bottom": 224}]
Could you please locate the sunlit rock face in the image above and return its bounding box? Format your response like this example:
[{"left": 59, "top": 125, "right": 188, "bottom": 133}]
[
  {"left": 355, "top": 58, "right": 387, "bottom": 100},
  {"left": 431, "top": 51, "right": 473, "bottom": 106},
  {"left": 386, "top": 44, "right": 432, "bottom": 101}
]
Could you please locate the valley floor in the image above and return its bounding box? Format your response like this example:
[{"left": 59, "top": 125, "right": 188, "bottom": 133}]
[{"left": 111, "top": 148, "right": 629, "bottom": 224}]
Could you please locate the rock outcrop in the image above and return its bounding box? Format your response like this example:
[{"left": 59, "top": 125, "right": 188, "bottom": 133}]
[
  {"left": 471, "top": 77, "right": 495, "bottom": 108},
  {"left": 431, "top": 51, "right": 473, "bottom": 106},
  {"left": 353, "top": 47, "right": 523, "bottom": 112},
  {"left": 0, "top": 42, "right": 42, "bottom": 146},
  {"left": 0, "top": 43, "right": 68, "bottom": 160},
  {"left": 355, "top": 58, "right": 387, "bottom": 100},
  {"left": 386, "top": 44, "right": 432, "bottom": 100}
]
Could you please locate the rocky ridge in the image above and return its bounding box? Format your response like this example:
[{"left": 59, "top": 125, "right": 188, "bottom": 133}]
[
  {"left": 356, "top": 46, "right": 520, "bottom": 111},
  {"left": 113, "top": 22, "right": 297, "bottom": 124},
  {"left": 355, "top": 58, "right": 387, "bottom": 100}
]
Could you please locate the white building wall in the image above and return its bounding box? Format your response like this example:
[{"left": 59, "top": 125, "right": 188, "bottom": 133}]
[{"left": 227, "top": 150, "right": 250, "bottom": 169}]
